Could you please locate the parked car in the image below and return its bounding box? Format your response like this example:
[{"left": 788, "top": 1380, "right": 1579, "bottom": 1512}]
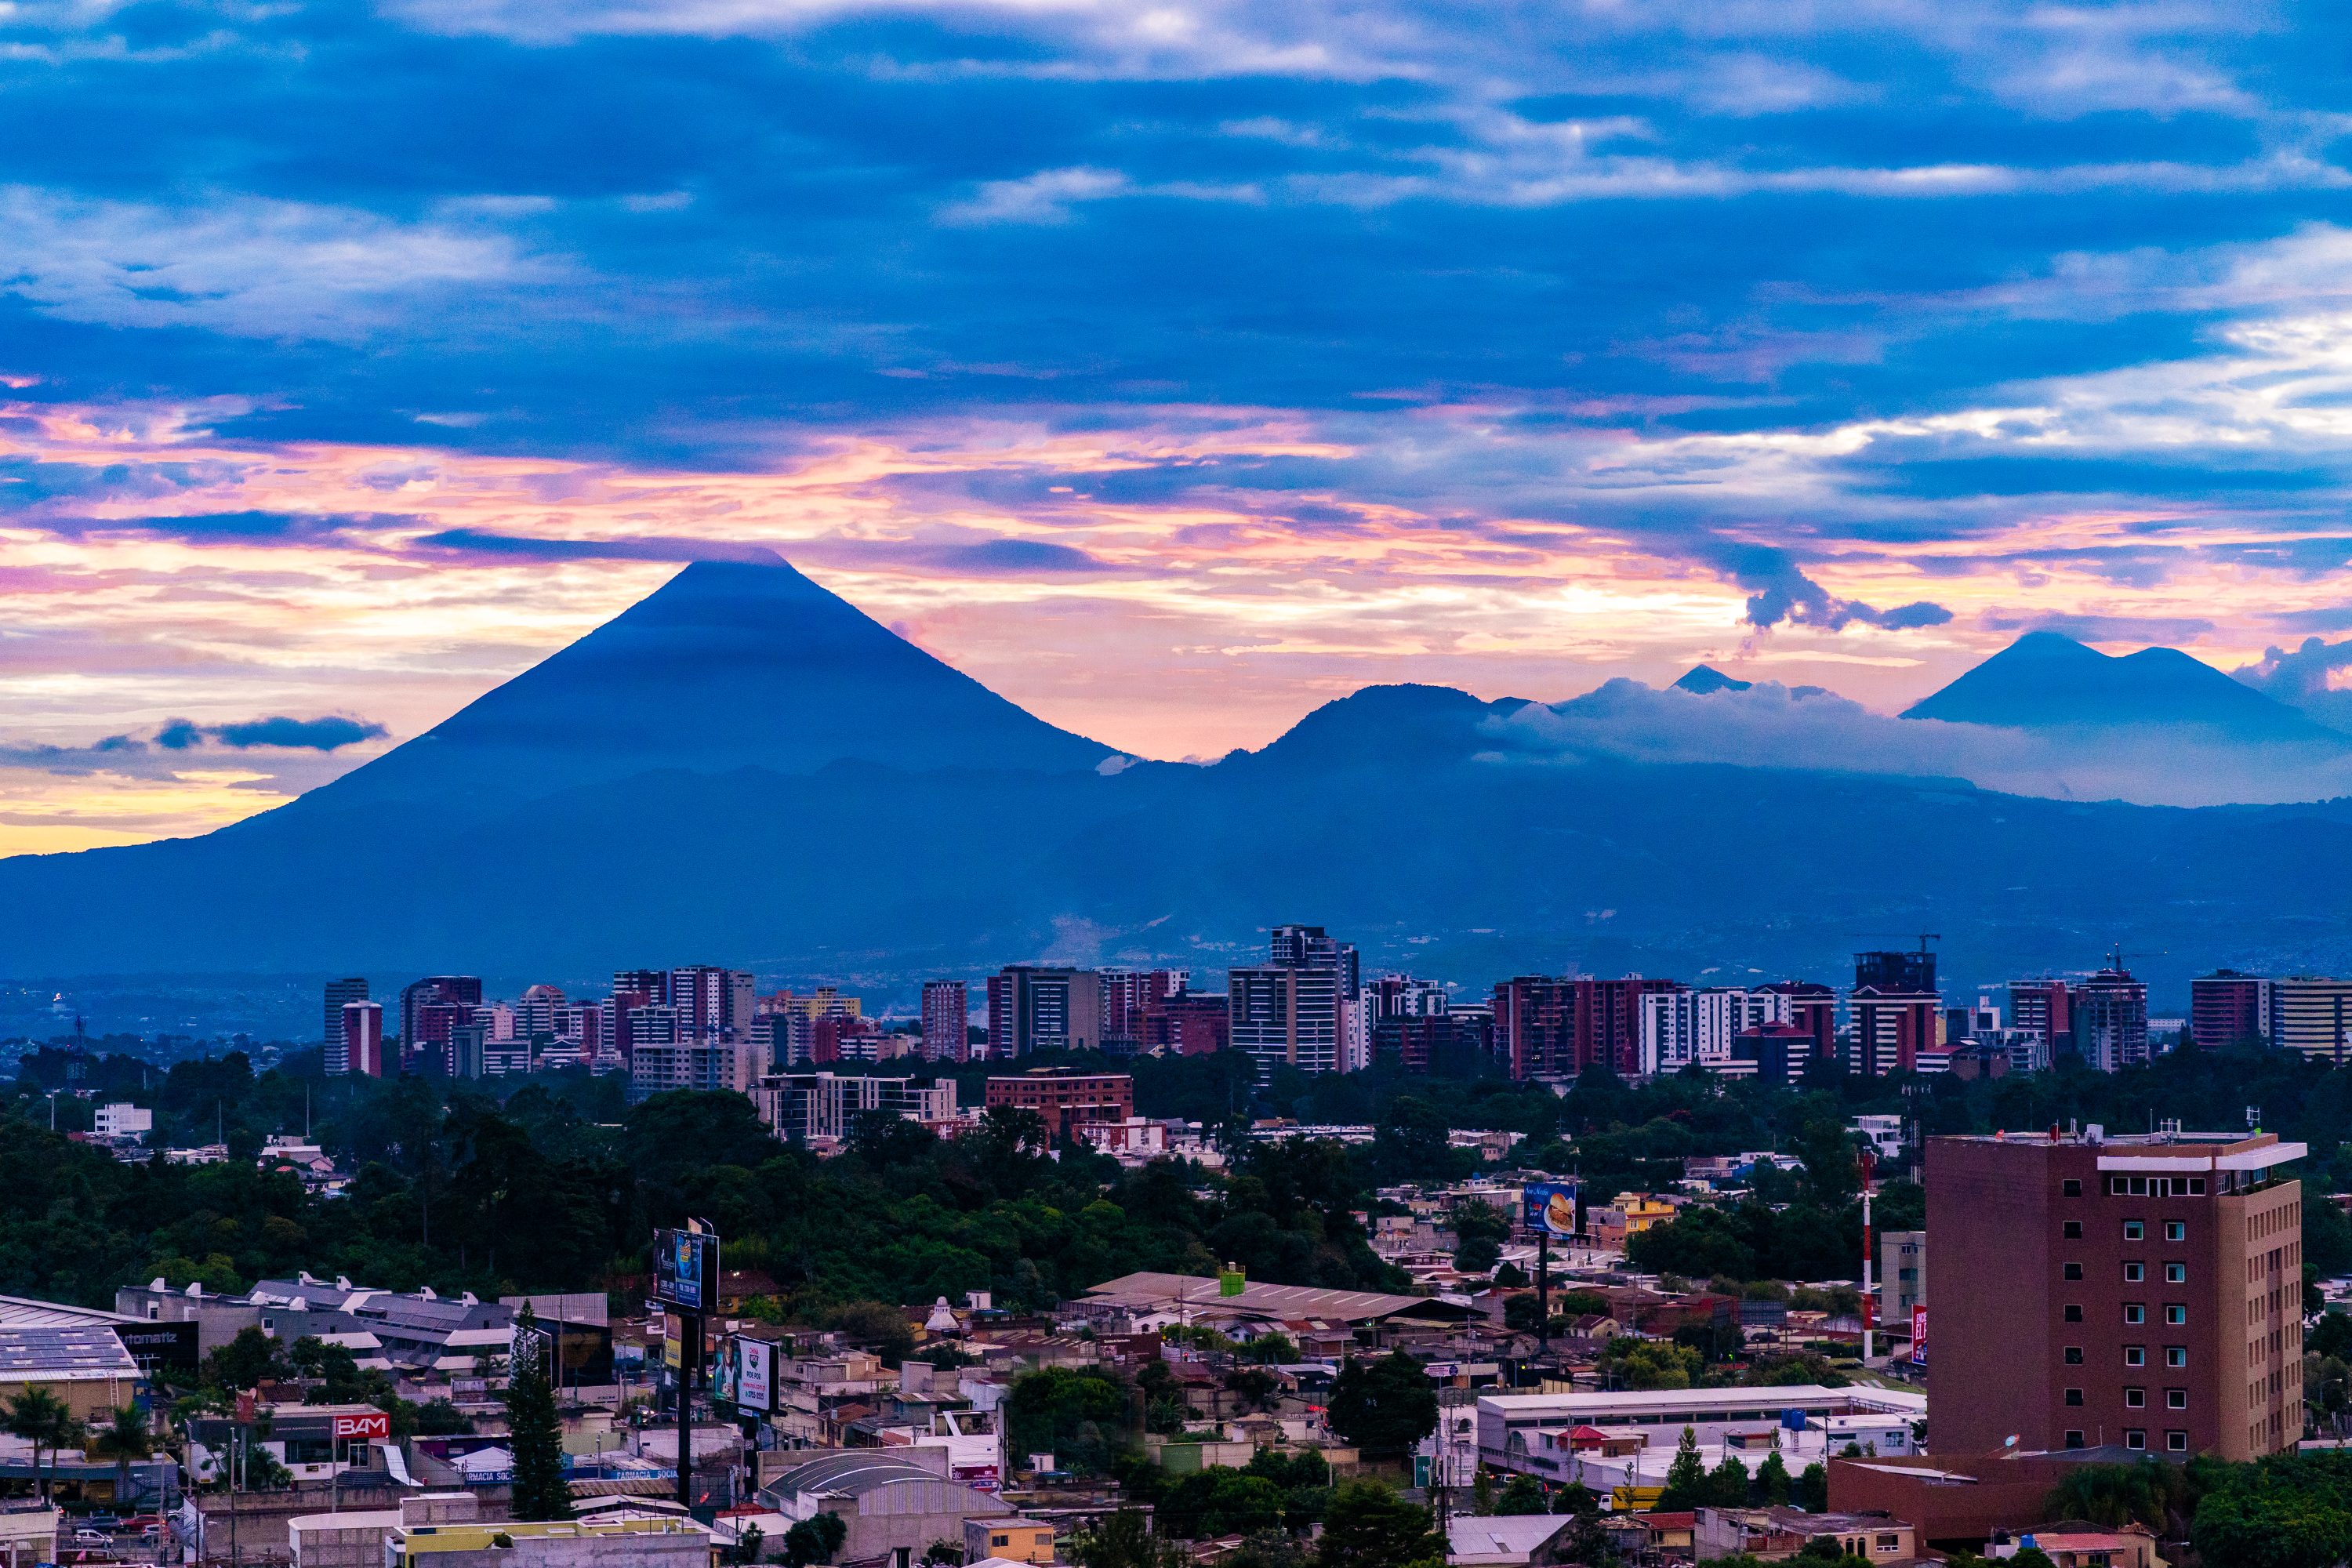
[
  {"left": 72, "top": 1528, "right": 111, "bottom": 1547},
  {"left": 82, "top": 1514, "right": 122, "bottom": 1531}
]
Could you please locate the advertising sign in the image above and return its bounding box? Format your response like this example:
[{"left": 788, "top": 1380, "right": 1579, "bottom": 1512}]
[
  {"left": 655, "top": 1227, "right": 718, "bottom": 1312},
  {"left": 712, "top": 1338, "right": 739, "bottom": 1405},
  {"left": 332, "top": 1411, "right": 391, "bottom": 1441},
  {"left": 1909, "top": 1305, "right": 1927, "bottom": 1367},
  {"left": 1522, "top": 1181, "right": 1579, "bottom": 1238},
  {"left": 737, "top": 1338, "right": 775, "bottom": 1412}
]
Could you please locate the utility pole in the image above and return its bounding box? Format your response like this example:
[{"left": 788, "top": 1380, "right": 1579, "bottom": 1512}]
[{"left": 1860, "top": 1149, "right": 1877, "bottom": 1363}]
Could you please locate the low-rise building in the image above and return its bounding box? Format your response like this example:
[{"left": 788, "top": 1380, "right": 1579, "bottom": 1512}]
[
  {"left": 757, "top": 1450, "right": 1011, "bottom": 1565},
  {"left": 383, "top": 1514, "right": 713, "bottom": 1566},
  {"left": 1693, "top": 1506, "right": 1915, "bottom": 1563},
  {"left": 290, "top": 1490, "right": 480, "bottom": 1568},
  {"left": 964, "top": 1515, "right": 1054, "bottom": 1565}
]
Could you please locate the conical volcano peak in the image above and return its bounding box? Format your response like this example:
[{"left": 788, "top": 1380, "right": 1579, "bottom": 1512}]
[{"left": 292, "top": 551, "right": 1113, "bottom": 818}]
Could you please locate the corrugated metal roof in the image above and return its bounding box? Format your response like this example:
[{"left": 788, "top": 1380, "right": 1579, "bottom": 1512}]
[
  {"left": 767, "top": 1452, "right": 944, "bottom": 1498},
  {"left": 1082, "top": 1272, "right": 1472, "bottom": 1323},
  {"left": 0, "top": 1296, "right": 137, "bottom": 1328}
]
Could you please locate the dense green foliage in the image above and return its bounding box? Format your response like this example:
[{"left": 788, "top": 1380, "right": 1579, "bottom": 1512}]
[
  {"left": 506, "top": 1305, "right": 571, "bottom": 1521},
  {"left": 1324, "top": 1352, "right": 1439, "bottom": 1460}
]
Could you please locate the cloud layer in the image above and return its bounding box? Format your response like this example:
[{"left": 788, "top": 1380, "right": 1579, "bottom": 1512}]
[{"left": 5, "top": 0, "right": 2352, "bottom": 844}]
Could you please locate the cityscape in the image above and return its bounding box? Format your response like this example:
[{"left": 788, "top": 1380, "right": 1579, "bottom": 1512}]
[{"left": 11, "top": 0, "right": 2352, "bottom": 1561}]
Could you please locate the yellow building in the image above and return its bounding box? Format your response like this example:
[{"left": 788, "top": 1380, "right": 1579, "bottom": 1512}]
[
  {"left": 1592, "top": 1195, "right": 1682, "bottom": 1250},
  {"left": 964, "top": 1517, "right": 1055, "bottom": 1566}
]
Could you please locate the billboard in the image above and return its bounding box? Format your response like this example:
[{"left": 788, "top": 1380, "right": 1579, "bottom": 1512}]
[
  {"left": 1909, "top": 1305, "right": 1927, "bottom": 1367},
  {"left": 737, "top": 1338, "right": 775, "bottom": 1412},
  {"left": 655, "top": 1227, "right": 719, "bottom": 1312},
  {"left": 332, "top": 1411, "right": 391, "bottom": 1441},
  {"left": 1522, "top": 1181, "right": 1579, "bottom": 1238},
  {"left": 712, "top": 1338, "right": 739, "bottom": 1405}
]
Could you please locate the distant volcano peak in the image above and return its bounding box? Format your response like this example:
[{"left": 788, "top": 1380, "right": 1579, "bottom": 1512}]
[
  {"left": 293, "top": 551, "right": 1112, "bottom": 818},
  {"left": 1904, "top": 631, "right": 2341, "bottom": 742}
]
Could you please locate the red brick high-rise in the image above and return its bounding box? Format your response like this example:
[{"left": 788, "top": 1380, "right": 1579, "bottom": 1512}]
[{"left": 1928, "top": 1129, "right": 2306, "bottom": 1462}]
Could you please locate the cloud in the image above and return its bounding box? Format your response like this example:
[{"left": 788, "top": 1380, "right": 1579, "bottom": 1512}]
[
  {"left": 209, "top": 716, "right": 388, "bottom": 750},
  {"left": 0, "top": 187, "right": 560, "bottom": 340},
  {"left": 1705, "top": 544, "right": 1954, "bottom": 632},
  {"left": 1491, "top": 678, "right": 2352, "bottom": 808},
  {"left": 938, "top": 168, "right": 1130, "bottom": 226}
]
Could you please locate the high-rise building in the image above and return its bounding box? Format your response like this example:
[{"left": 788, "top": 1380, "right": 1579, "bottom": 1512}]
[
  {"left": 1492, "top": 975, "right": 1676, "bottom": 1080},
  {"left": 1492, "top": 977, "right": 1579, "bottom": 1079},
  {"left": 2074, "top": 963, "right": 2151, "bottom": 1073},
  {"left": 920, "top": 981, "right": 969, "bottom": 1062},
  {"left": 1142, "top": 988, "right": 1229, "bottom": 1056},
  {"left": 2010, "top": 978, "right": 2073, "bottom": 1058},
  {"left": 1849, "top": 949, "right": 1939, "bottom": 1076},
  {"left": 1372, "top": 1011, "right": 1493, "bottom": 1073},
  {"left": 2190, "top": 971, "right": 2272, "bottom": 1051},
  {"left": 669, "top": 966, "right": 757, "bottom": 1040},
  {"left": 2271, "top": 976, "right": 2352, "bottom": 1064},
  {"left": 341, "top": 1000, "right": 385, "bottom": 1079},
  {"left": 985, "top": 967, "right": 1105, "bottom": 1058},
  {"left": 1228, "top": 926, "right": 1360, "bottom": 1077},
  {"left": 756, "top": 1073, "right": 957, "bottom": 1143},
  {"left": 1098, "top": 970, "right": 1183, "bottom": 1051},
  {"left": 1641, "top": 986, "right": 1792, "bottom": 1076},
  {"left": 1927, "top": 1128, "right": 2306, "bottom": 1461},
  {"left": 321, "top": 978, "right": 368, "bottom": 1075},
  {"left": 400, "top": 976, "right": 482, "bottom": 1073},
  {"left": 1763, "top": 980, "right": 1839, "bottom": 1064}
]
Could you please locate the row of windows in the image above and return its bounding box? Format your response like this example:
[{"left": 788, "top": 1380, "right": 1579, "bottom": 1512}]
[
  {"left": 2063, "top": 1219, "right": 2188, "bottom": 1241},
  {"left": 2067, "top": 1428, "right": 2189, "bottom": 1452},
  {"left": 2063, "top": 1345, "right": 2190, "bottom": 1367},
  {"left": 2104, "top": 1175, "right": 2207, "bottom": 1196},
  {"left": 2065, "top": 1388, "right": 2191, "bottom": 1410},
  {"left": 2060, "top": 1261, "right": 2189, "bottom": 1283}
]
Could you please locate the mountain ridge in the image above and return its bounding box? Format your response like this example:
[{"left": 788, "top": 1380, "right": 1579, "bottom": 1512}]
[{"left": 1902, "top": 630, "right": 2344, "bottom": 742}]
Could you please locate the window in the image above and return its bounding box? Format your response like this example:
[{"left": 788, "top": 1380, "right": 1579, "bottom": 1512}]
[
  {"left": 2165, "top": 1262, "right": 2187, "bottom": 1283},
  {"left": 2125, "top": 1305, "right": 2147, "bottom": 1325},
  {"left": 2169, "top": 1390, "right": 2188, "bottom": 1410},
  {"left": 2063, "top": 1179, "right": 2083, "bottom": 1197},
  {"left": 1875, "top": 1536, "right": 1900, "bottom": 1552},
  {"left": 2065, "top": 1262, "right": 2085, "bottom": 1280},
  {"left": 2064, "top": 1220, "right": 2084, "bottom": 1239},
  {"left": 2065, "top": 1430, "right": 2085, "bottom": 1448},
  {"left": 2166, "top": 1221, "right": 2187, "bottom": 1241},
  {"left": 2065, "top": 1305, "right": 2085, "bottom": 1323},
  {"left": 2169, "top": 1431, "right": 2190, "bottom": 1452},
  {"left": 2125, "top": 1345, "right": 2147, "bottom": 1367},
  {"left": 2168, "top": 1347, "right": 2188, "bottom": 1367},
  {"left": 2125, "top": 1387, "right": 2146, "bottom": 1407},
  {"left": 2166, "top": 1305, "right": 2188, "bottom": 1325},
  {"left": 2125, "top": 1429, "right": 2147, "bottom": 1449},
  {"left": 2125, "top": 1261, "right": 2146, "bottom": 1282},
  {"left": 2124, "top": 1220, "right": 2144, "bottom": 1240},
  {"left": 2065, "top": 1346, "right": 2085, "bottom": 1364},
  {"left": 2066, "top": 1388, "right": 2085, "bottom": 1406}
]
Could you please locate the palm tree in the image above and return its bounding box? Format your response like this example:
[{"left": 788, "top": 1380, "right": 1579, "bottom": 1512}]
[
  {"left": 89, "top": 1407, "right": 154, "bottom": 1512},
  {"left": 3, "top": 1389, "right": 73, "bottom": 1501}
]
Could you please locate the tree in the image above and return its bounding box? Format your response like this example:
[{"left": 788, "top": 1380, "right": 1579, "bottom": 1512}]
[
  {"left": 920, "top": 1541, "right": 962, "bottom": 1568},
  {"left": 1709, "top": 1452, "right": 1756, "bottom": 1506},
  {"left": 3, "top": 1389, "right": 78, "bottom": 1501},
  {"left": 1225, "top": 1367, "right": 1279, "bottom": 1414},
  {"left": 1795, "top": 1461, "right": 1829, "bottom": 1512},
  {"left": 1656, "top": 1427, "right": 1709, "bottom": 1512},
  {"left": 1005, "top": 1367, "right": 1138, "bottom": 1476},
  {"left": 732, "top": 1525, "right": 768, "bottom": 1566},
  {"left": 1492, "top": 1474, "right": 1548, "bottom": 1515},
  {"left": 205, "top": 1327, "right": 286, "bottom": 1392},
  {"left": 1326, "top": 1352, "right": 1439, "bottom": 1461},
  {"left": 1755, "top": 1449, "right": 1793, "bottom": 1505},
  {"left": 505, "top": 1305, "right": 571, "bottom": 1520},
  {"left": 1317, "top": 1480, "right": 1445, "bottom": 1568},
  {"left": 89, "top": 1406, "right": 155, "bottom": 1509},
  {"left": 783, "top": 1512, "right": 846, "bottom": 1567}
]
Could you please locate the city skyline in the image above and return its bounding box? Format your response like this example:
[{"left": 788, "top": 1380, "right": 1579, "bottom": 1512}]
[{"left": 5, "top": 4, "right": 2352, "bottom": 851}]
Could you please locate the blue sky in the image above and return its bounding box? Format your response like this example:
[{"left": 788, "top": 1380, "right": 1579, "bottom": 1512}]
[{"left": 5, "top": 0, "right": 2352, "bottom": 845}]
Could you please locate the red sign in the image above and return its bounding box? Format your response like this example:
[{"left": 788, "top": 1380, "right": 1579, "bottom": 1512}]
[
  {"left": 332, "top": 1412, "right": 390, "bottom": 1440},
  {"left": 1909, "top": 1305, "right": 1927, "bottom": 1367}
]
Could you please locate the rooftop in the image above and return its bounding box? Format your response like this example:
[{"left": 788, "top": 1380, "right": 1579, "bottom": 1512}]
[
  {"left": 0, "top": 1326, "right": 140, "bottom": 1381},
  {"left": 1082, "top": 1272, "right": 1475, "bottom": 1324}
]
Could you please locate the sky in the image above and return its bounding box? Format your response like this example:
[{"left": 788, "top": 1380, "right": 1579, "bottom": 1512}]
[{"left": 8, "top": 0, "right": 2352, "bottom": 852}]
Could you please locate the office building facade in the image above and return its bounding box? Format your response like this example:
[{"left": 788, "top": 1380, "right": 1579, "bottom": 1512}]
[
  {"left": 2191, "top": 971, "right": 2273, "bottom": 1051},
  {"left": 2074, "top": 964, "right": 2151, "bottom": 1073},
  {"left": 920, "top": 981, "right": 969, "bottom": 1062},
  {"left": 1229, "top": 926, "right": 1361, "bottom": 1076},
  {"left": 2272, "top": 976, "right": 2352, "bottom": 1063},
  {"left": 986, "top": 966, "right": 1105, "bottom": 1058},
  {"left": 321, "top": 978, "right": 368, "bottom": 1074},
  {"left": 1926, "top": 1129, "right": 2305, "bottom": 1461}
]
